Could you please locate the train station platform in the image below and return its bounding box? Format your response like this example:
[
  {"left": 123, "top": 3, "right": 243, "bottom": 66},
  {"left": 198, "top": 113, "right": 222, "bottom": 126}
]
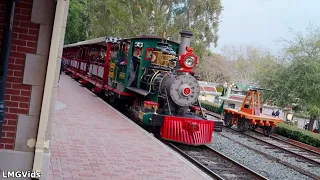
[{"left": 47, "top": 74, "right": 212, "bottom": 180}]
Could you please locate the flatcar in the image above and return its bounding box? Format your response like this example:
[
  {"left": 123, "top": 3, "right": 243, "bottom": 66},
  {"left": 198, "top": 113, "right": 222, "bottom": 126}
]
[{"left": 62, "top": 30, "right": 223, "bottom": 146}]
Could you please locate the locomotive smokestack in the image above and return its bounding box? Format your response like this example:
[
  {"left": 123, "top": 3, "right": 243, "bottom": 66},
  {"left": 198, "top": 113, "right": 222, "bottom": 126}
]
[{"left": 178, "top": 30, "right": 193, "bottom": 56}]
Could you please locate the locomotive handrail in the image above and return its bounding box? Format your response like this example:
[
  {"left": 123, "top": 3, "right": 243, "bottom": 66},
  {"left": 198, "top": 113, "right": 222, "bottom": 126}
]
[{"left": 249, "top": 87, "right": 274, "bottom": 92}]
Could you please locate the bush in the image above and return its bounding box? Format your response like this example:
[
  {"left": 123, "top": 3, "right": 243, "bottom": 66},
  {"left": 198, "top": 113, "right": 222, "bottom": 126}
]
[
  {"left": 200, "top": 100, "right": 224, "bottom": 114},
  {"left": 275, "top": 123, "right": 320, "bottom": 148}
]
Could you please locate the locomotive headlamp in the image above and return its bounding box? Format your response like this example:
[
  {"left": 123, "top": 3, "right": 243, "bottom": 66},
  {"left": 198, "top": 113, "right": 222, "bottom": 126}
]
[
  {"left": 178, "top": 46, "right": 198, "bottom": 73},
  {"left": 184, "top": 56, "right": 196, "bottom": 68}
]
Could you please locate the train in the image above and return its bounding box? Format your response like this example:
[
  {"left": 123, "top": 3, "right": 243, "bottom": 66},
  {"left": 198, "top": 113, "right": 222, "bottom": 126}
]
[{"left": 62, "top": 30, "right": 223, "bottom": 146}]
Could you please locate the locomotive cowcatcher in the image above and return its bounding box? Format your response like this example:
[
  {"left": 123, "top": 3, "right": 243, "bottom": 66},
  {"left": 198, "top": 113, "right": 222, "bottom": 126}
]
[{"left": 62, "top": 30, "right": 223, "bottom": 145}]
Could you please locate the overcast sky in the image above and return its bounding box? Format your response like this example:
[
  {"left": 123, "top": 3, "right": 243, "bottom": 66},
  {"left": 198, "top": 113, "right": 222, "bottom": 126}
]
[{"left": 210, "top": 0, "right": 320, "bottom": 55}]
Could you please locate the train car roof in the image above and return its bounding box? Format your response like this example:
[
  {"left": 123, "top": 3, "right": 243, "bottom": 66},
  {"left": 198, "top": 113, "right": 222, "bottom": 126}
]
[
  {"left": 63, "top": 36, "right": 124, "bottom": 48},
  {"left": 63, "top": 35, "right": 180, "bottom": 48},
  {"left": 121, "top": 35, "right": 180, "bottom": 45}
]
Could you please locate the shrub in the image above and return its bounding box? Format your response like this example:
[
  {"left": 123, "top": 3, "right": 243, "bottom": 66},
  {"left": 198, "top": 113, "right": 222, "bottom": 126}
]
[
  {"left": 200, "top": 100, "right": 224, "bottom": 114},
  {"left": 275, "top": 123, "right": 320, "bottom": 148}
]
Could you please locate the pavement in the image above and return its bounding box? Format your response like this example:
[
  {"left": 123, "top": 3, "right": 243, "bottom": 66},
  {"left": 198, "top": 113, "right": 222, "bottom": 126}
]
[{"left": 47, "top": 74, "right": 212, "bottom": 180}]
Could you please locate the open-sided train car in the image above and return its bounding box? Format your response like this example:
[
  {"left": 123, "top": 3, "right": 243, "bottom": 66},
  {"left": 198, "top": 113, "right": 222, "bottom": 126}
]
[{"left": 62, "top": 31, "right": 223, "bottom": 145}]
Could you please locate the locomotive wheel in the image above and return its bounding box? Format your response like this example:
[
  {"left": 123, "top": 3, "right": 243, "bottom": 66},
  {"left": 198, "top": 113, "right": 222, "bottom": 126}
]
[
  {"left": 249, "top": 124, "right": 258, "bottom": 131},
  {"left": 109, "top": 92, "right": 116, "bottom": 103},
  {"left": 237, "top": 118, "right": 249, "bottom": 132},
  {"left": 263, "top": 126, "right": 275, "bottom": 137},
  {"left": 223, "top": 113, "right": 233, "bottom": 128}
]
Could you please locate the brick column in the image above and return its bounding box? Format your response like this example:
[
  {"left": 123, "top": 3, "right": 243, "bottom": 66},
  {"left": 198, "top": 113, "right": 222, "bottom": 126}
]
[{"left": 0, "top": 0, "right": 67, "bottom": 175}]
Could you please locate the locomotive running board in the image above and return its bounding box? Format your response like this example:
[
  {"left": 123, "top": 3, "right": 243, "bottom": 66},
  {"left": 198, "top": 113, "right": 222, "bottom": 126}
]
[{"left": 126, "top": 86, "right": 149, "bottom": 96}]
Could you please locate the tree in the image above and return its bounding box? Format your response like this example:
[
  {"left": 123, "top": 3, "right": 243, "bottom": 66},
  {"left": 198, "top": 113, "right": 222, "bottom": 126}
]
[
  {"left": 257, "top": 26, "right": 320, "bottom": 131},
  {"left": 219, "top": 45, "right": 275, "bottom": 85},
  {"left": 65, "top": 0, "right": 90, "bottom": 44},
  {"left": 195, "top": 51, "right": 229, "bottom": 83},
  {"left": 86, "top": 0, "right": 223, "bottom": 58}
]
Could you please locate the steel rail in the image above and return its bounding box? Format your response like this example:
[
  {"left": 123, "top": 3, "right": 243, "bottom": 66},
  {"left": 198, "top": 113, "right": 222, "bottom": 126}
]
[
  {"left": 240, "top": 129, "right": 320, "bottom": 165},
  {"left": 220, "top": 130, "right": 320, "bottom": 180},
  {"left": 167, "top": 142, "right": 267, "bottom": 180},
  {"left": 255, "top": 129, "right": 320, "bottom": 156}
]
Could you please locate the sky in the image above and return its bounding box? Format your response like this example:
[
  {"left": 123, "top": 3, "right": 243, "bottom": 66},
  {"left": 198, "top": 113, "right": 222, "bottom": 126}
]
[{"left": 210, "top": 0, "right": 320, "bottom": 55}]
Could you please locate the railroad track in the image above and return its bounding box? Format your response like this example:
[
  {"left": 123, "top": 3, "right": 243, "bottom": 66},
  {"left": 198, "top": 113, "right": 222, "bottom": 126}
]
[
  {"left": 245, "top": 129, "right": 320, "bottom": 164},
  {"left": 222, "top": 128, "right": 320, "bottom": 180},
  {"left": 167, "top": 142, "right": 267, "bottom": 180},
  {"left": 254, "top": 129, "right": 320, "bottom": 156}
]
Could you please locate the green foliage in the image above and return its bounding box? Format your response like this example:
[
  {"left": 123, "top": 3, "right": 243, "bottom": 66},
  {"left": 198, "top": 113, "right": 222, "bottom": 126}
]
[
  {"left": 78, "top": 0, "right": 223, "bottom": 58},
  {"left": 275, "top": 123, "right": 320, "bottom": 148},
  {"left": 255, "top": 26, "right": 320, "bottom": 128},
  {"left": 65, "top": 0, "right": 89, "bottom": 44},
  {"left": 200, "top": 100, "right": 223, "bottom": 114}
]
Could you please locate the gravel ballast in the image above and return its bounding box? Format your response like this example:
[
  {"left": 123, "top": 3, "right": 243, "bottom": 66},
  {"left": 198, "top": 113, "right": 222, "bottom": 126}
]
[
  {"left": 221, "top": 129, "right": 320, "bottom": 176},
  {"left": 209, "top": 132, "right": 313, "bottom": 180}
]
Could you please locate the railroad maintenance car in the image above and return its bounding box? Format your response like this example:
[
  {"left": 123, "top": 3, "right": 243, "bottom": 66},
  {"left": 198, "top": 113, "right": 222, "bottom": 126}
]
[{"left": 62, "top": 30, "right": 223, "bottom": 145}]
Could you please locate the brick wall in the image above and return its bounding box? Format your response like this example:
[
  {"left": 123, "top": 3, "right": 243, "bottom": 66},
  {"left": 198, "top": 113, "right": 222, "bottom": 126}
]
[{"left": 0, "top": 0, "right": 40, "bottom": 149}]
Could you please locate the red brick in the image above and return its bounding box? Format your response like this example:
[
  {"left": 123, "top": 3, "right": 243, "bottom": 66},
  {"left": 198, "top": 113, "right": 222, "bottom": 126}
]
[
  {"left": 5, "top": 82, "right": 12, "bottom": 89},
  {"left": 18, "top": 34, "right": 38, "bottom": 42},
  {"left": 6, "top": 132, "right": 15, "bottom": 138},
  {"left": 9, "top": 107, "right": 28, "bottom": 114},
  {"left": 28, "top": 29, "right": 39, "bottom": 36},
  {"left": 20, "top": 90, "right": 30, "bottom": 96},
  {"left": 15, "top": 8, "right": 22, "bottom": 15},
  {"left": 14, "top": 26, "right": 29, "bottom": 34},
  {"left": 13, "top": 21, "right": 20, "bottom": 27},
  {"left": 0, "top": 144, "right": 4, "bottom": 149},
  {"left": 11, "top": 39, "right": 27, "bottom": 46},
  {"left": 1, "top": 138, "right": 15, "bottom": 144},
  {"left": 5, "top": 101, "right": 19, "bottom": 107},
  {"left": 19, "top": 22, "right": 39, "bottom": 30},
  {"left": 4, "top": 113, "right": 18, "bottom": 119},
  {"left": 7, "top": 76, "right": 22, "bottom": 83},
  {"left": 11, "top": 45, "right": 17, "bottom": 52},
  {"left": 10, "top": 52, "right": 25, "bottom": 59},
  {"left": 7, "top": 70, "right": 14, "bottom": 76},
  {"left": 5, "top": 89, "right": 20, "bottom": 96},
  {"left": 14, "top": 71, "right": 23, "bottom": 77},
  {"left": 17, "top": 46, "right": 36, "bottom": 54},
  {"left": 6, "top": 120, "right": 17, "bottom": 126},
  {"left": 19, "top": 102, "right": 29, "bottom": 109},
  {"left": 8, "top": 64, "right": 24, "bottom": 71},
  {"left": 16, "top": 2, "right": 33, "bottom": 9},
  {"left": 8, "top": 57, "right": 15, "bottom": 63},
  {"left": 4, "top": 144, "right": 14, "bottom": 150},
  {"left": 5, "top": 107, "right": 9, "bottom": 113},
  {"left": 12, "top": 84, "right": 30, "bottom": 90},
  {"left": 27, "top": 41, "right": 37, "bottom": 48},
  {"left": 4, "top": 94, "right": 10, "bottom": 101},
  {"left": 21, "top": 9, "right": 31, "bottom": 16},
  {"left": 1, "top": 132, "right": 5, "bottom": 138},
  {"left": 12, "top": 32, "right": 18, "bottom": 39},
  {"left": 15, "top": 14, "right": 31, "bottom": 22},
  {"left": 20, "top": 0, "right": 33, "bottom": 3},
  {"left": 11, "top": 95, "right": 29, "bottom": 102},
  {"left": 14, "top": 58, "right": 24, "bottom": 65}
]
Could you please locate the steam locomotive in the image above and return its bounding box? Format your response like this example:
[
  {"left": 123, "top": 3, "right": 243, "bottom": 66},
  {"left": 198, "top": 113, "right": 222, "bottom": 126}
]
[{"left": 62, "top": 30, "right": 223, "bottom": 145}]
